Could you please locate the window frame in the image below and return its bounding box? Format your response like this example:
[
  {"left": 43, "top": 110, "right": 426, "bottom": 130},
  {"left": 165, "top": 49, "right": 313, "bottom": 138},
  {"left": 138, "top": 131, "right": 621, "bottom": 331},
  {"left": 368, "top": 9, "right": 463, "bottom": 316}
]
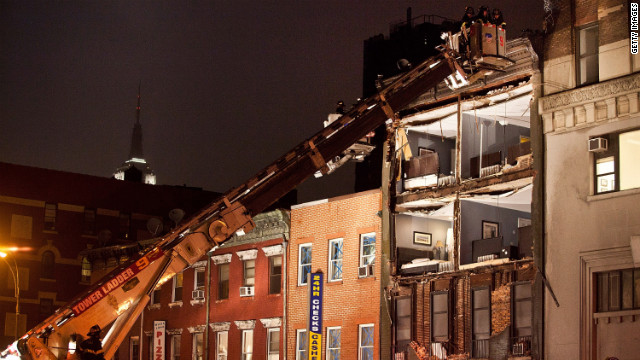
[
  {"left": 241, "top": 329, "right": 253, "bottom": 360},
  {"left": 130, "top": 336, "right": 140, "bottom": 360},
  {"left": 172, "top": 273, "right": 183, "bottom": 303},
  {"left": 216, "top": 331, "right": 228, "bottom": 360},
  {"left": 194, "top": 267, "right": 205, "bottom": 291},
  {"left": 243, "top": 259, "right": 256, "bottom": 287},
  {"left": 44, "top": 203, "right": 57, "bottom": 231},
  {"left": 359, "top": 232, "right": 376, "bottom": 267},
  {"left": 596, "top": 268, "right": 640, "bottom": 312},
  {"left": 394, "top": 296, "right": 412, "bottom": 352},
  {"left": 192, "top": 332, "right": 204, "bottom": 360},
  {"left": 512, "top": 282, "right": 533, "bottom": 338},
  {"left": 358, "top": 324, "right": 375, "bottom": 360},
  {"left": 298, "top": 243, "right": 312, "bottom": 286},
  {"left": 326, "top": 326, "right": 341, "bottom": 360},
  {"left": 170, "top": 334, "right": 181, "bottom": 360},
  {"left": 295, "top": 329, "right": 307, "bottom": 360},
  {"left": 576, "top": 23, "right": 599, "bottom": 87},
  {"left": 267, "top": 328, "right": 280, "bottom": 360},
  {"left": 218, "top": 263, "right": 229, "bottom": 300},
  {"left": 268, "top": 255, "right": 282, "bottom": 294},
  {"left": 328, "top": 238, "right": 344, "bottom": 282},
  {"left": 431, "top": 291, "right": 449, "bottom": 343},
  {"left": 471, "top": 286, "right": 491, "bottom": 358},
  {"left": 592, "top": 129, "right": 640, "bottom": 195}
]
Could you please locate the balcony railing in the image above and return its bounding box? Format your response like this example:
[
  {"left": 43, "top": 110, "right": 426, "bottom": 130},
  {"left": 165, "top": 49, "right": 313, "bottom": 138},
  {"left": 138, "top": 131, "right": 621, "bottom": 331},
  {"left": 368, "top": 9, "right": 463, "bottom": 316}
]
[
  {"left": 511, "top": 336, "right": 532, "bottom": 356},
  {"left": 472, "top": 338, "right": 490, "bottom": 358}
]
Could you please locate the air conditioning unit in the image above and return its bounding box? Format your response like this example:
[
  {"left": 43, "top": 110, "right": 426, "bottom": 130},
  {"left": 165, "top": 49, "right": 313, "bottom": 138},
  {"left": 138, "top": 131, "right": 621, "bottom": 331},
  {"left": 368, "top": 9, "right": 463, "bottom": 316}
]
[
  {"left": 358, "top": 264, "right": 374, "bottom": 277},
  {"left": 588, "top": 137, "right": 608, "bottom": 152},
  {"left": 192, "top": 290, "right": 205, "bottom": 300},
  {"left": 239, "top": 286, "right": 254, "bottom": 297}
]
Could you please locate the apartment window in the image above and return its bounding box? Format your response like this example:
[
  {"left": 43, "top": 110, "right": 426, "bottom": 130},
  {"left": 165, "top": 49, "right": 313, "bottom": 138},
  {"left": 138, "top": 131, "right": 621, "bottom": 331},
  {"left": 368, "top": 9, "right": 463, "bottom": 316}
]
[
  {"left": 241, "top": 330, "right": 253, "bottom": 360},
  {"left": 172, "top": 273, "right": 183, "bottom": 302},
  {"left": 130, "top": 337, "right": 140, "bottom": 360},
  {"left": 472, "top": 287, "right": 491, "bottom": 358},
  {"left": 81, "top": 257, "right": 92, "bottom": 283},
  {"left": 83, "top": 208, "right": 96, "bottom": 235},
  {"left": 218, "top": 264, "right": 229, "bottom": 300},
  {"left": 269, "top": 256, "right": 282, "bottom": 294},
  {"left": 150, "top": 286, "right": 161, "bottom": 305},
  {"left": 39, "top": 298, "right": 54, "bottom": 318},
  {"left": 512, "top": 283, "right": 533, "bottom": 355},
  {"left": 431, "top": 291, "right": 449, "bottom": 342},
  {"left": 267, "top": 328, "right": 280, "bottom": 360},
  {"left": 243, "top": 260, "right": 255, "bottom": 286},
  {"left": 328, "top": 238, "right": 343, "bottom": 282},
  {"left": 326, "top": 327, "right": 341, "bottom": 360},
  {"left": 216, "top": 331, "right": 228, "bottom": 360},
  {"left": 358, "top": 324, "right": 374, "bottom": 360},
  {"left": 41, "top": 251, "right": 55, "bottom": 279},
  {"left": 395, "top": 297, "right": 411, "bottom": 352},
  {"left": 170, "top": 335, "right": 181, "bottom": 360},
  {"left": 593, "top": 129, "right": 640, "bottom": 194},
  {"left": 597, "top": 268, "right": 640, "bottom": 312},
  {"left": 194, "top": 268, "right": 205, "bottom": 291},
  {"left": 44, "top": 203, "right": 56, "bottom": 231},
  {"left": 193, "top": 332, "right": 203, "bottom": 360},
  {"left": 577, "top": 23, "right": 598, "bottom": 86},
  {"left": 148, "top": 334, "right": 153, "bottom": 360},
  {"left": 360, "top": 233, "right": 376, "bottom": 266},
  {"left": 119, "top": 213, "right": 131, "bottom": 240},
  {"left": 296, "top": 329, "right": 307, "bottom": 360},
  {"left": 298, "top": 244, "right": 312, "bottom": 286}
]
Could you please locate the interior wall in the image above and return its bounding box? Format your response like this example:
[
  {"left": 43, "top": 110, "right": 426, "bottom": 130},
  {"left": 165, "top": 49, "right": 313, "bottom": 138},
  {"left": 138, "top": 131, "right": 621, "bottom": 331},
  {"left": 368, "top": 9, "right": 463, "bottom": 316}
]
[
  {"left": 406, "top": 130, "right": 455, "bottom": 175},
  {"left": 395, "top": 213, "right": 451, "bottom": 253},
  {"left": 459, "top": 200, "right": 531, "bottom": 264}
]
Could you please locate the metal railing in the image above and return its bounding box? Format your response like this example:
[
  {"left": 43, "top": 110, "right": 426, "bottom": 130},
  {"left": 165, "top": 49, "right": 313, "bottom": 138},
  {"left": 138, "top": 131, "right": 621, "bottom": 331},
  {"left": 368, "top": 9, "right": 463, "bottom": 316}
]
[{"left": 511, "top": 336, "right": 532, "bottom": 356}]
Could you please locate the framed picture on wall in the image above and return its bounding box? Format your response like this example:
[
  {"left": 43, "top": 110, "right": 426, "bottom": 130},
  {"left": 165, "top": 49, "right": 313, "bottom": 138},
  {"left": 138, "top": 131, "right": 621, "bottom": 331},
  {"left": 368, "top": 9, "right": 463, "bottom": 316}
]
[
  {"left": 413, "top": 231, "right": 432, "bottom": 246},
  {"left": 482, "top": 221, "right": 499, "bottom": 239},
  {"left": 418, "top": 147, "right": 435, "bottom": 156}
]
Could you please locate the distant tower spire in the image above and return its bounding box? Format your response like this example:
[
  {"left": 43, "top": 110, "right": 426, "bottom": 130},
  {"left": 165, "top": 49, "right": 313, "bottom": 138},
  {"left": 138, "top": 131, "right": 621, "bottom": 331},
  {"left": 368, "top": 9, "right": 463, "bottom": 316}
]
[{"left": 113, "top": 82, "right": 156, "bottom": 185}]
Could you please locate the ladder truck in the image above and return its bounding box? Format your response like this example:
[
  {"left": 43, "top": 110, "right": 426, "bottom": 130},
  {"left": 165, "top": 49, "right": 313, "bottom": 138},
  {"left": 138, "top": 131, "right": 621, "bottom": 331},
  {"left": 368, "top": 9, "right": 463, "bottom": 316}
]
[{"left": 3, "top": 45, "right": 468, "bottom": 360}]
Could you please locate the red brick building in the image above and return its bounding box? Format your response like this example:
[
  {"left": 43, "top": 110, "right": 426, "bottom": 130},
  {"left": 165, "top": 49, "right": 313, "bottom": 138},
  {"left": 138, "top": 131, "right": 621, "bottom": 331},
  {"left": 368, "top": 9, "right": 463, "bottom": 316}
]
[
  {"left": 0, "top": 162, "right": 218, "bottom": 349},
  {"left": 111, "top": 209, "right": 289, "bottom": 360},
  {"left": 286, "top": 190, "right": 382, "bottom": 360}
]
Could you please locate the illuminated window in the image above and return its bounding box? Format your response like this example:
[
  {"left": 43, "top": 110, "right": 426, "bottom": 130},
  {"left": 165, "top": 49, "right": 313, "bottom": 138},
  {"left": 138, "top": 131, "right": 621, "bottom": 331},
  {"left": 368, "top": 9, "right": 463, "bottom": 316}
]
[
  {"left": 269, "top": 256, "right": 282, "bottom": 294},
  {"left": 358, "top": 324, "right": 374, "bottom": 360},
  {"left": 296, "top": 329, "right": 307, "bottom": 360},
  {"left": 218, "top": 264, "right": 229, "bottom": 300},
  {"left": 267, "top": 328, "right": 280, "bottom": 360},
  {"left": 328, "top": 239, "right": 343, "bottom": 282},
  {"left": 298, "top": 244, "right": 312, "bottom": 286},
  {"left": 593, "top": 129, "right": 640, "bottom": 194},
  {"left": 44, "top": 203, "right": 56, "bottom": 231},
  {"left": 172, "top": 273, "right": 183, "bottom": 302},
  {"left": 216, "top": 331, "right": 228, "bottom": 360}
]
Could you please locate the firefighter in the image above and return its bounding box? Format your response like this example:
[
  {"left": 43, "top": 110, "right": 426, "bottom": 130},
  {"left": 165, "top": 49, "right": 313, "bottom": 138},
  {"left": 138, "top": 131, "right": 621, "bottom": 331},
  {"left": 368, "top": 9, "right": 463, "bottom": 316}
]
[
  {"left": 460, "top": 6, "right": 475, "bottom": 56},
  {"left": 491, "top": 8, "right": 506, "bottom": 29},
  {"left": 79, "top": 325, "right": 105, "bottom": 360},
  {"left": 336, "top": 100, "right": 345, "bottom": 115},
  {"left": 475, "top": 5, "right": 491, "bottom": 24},
  {"left": 460, "top": 6, "right": 475, "bottom": 30}
]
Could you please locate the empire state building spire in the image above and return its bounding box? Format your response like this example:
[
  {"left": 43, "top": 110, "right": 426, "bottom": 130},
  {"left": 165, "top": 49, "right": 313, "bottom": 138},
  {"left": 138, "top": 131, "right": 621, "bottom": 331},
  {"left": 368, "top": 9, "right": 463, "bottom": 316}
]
[{"left": 113, "top": 83, "right": 156, "bottom": 184}]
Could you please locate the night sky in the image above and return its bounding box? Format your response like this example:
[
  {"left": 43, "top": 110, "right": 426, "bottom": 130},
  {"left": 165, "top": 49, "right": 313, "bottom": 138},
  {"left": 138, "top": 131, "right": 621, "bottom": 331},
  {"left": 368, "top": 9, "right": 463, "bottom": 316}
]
[{"left": 0, "top": 1, "right": 544, "bottom": 203}]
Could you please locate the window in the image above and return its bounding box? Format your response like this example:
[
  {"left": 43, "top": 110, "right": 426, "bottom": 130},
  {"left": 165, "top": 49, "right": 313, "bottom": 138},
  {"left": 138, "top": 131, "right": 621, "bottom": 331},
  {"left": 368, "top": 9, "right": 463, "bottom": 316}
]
[
  {"left": 170, "top": 335, "right": 180, "bottom": 360},
  {"left": 328, "top": 239, "right": 343, "bottom": 282},
  {"left": 269, "top": 256, "right": 282, "bottom": 294},
  {"left": 41, "top": 251, "right": 55, "bottom": 279},
  {"left": 81, "top": 257, "right": 92, "bottom": 283},
  {"left": 395, "top": 297, "right": 411, "bottom": 352},
  {"left": 3, "top": 313, "right": 26, "bottom": 337},
  {"left": 218, "top": 264, "right": 229, "bottom": 300},
  {"left": 44, "top": 203, "right": 56, "bottom": 231},
  {"left": 512, "top": 283, "right": 532, "bottom": 355},
  {"left": 577, "top": 24, "right": 598, "bottom": 86},
  {"left": 296, "top": 329, "right": 307, "bottom": 360},
  {"left": 119, "top": 213, "right": 131, "bottom": 240},
  {"left": 216, "top": 331, "right": 228, "bottom": 360},
  {"left": 83, "top": 208, "right": 96, "bottom": 235},
  {"left": 194, "top": 268, "right": 205, "bottom": 291},
  {"left": 172, "top": 273, "right": 183, "bottom": 302},
  {"left": 243, "top": 260, "right": 255, "bottom": 286},
  {"left": 130, "top": 337, "right": 140, "bottom": 360},
  {"left": 595, "top": 129, "right": 640, "bottom": 194},
  {"left": 326, "top": 327, "right": 341, "bottom": 360},
  {"left": 267, "top": 328, "right": 279, "bottom": 360},
  {"left": 193, "top": 332, "right": 203, "bottom": 360},
  {"left": 431, "top": 291, "right": 449, "bottom": 342},
  {"left": 148, "top": 334, "right": 153, "bottom": 360},
  {"left": 472, "top": 287, "right": 491, "bottom": 358},
  {"left": 358, "top": 324, "right": 374, "bottom": 360},
  {"left": 40, "top": 298, "right": 54, "bottom": 319},
  {"left": 298, "top": 244, "right": 312, "bottom": 286},
  {"left": 360, "top": 233, "right": 376, "bottom": 267},
  {"left": 150, "top": 286, "right": 161, "bottom": 305},
  {"left": 597, "top": 268, "right": 640, "bottom": 312},
  {"left": 241, "top": 330, "right": 253, "bottom": 360}
]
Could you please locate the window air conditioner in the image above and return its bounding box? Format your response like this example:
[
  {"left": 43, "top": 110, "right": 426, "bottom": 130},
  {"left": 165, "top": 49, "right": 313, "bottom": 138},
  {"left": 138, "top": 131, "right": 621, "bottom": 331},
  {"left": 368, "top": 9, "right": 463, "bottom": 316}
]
[
  {"left": 358, "top": 264, "right": 374, "bottom": 277},
  {"left": 588, "top": 137, "right": 608, "bottom": 152},
  {"left": 192, "top": 290, "right": 205, "bottom": 300},
  {"left": 239, "top": 286, "right": 254, "bottom": 297}
]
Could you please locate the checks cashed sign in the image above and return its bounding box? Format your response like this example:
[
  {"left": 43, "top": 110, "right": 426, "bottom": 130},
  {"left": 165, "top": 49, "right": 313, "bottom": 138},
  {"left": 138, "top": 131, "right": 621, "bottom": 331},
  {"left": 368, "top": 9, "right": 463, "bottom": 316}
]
[
  {"left": 70, "top": 248, "right": 165, "bottom": 316},
  {"left": 307, "top": 272, "right": 323, "bottom": 360}
]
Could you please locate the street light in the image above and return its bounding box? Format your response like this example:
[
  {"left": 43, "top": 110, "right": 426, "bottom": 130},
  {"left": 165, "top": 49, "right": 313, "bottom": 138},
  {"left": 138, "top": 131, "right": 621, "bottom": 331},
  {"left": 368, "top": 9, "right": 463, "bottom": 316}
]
[{"left": 0, "top": 251, "right": 20, "bottom": 341}]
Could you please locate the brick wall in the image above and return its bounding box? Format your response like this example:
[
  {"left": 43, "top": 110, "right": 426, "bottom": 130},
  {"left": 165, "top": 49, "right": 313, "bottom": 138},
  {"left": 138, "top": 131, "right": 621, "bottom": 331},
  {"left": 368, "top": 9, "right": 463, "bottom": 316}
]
[{"left": 287, "top": 189, "right": 382, "bottom": 360}]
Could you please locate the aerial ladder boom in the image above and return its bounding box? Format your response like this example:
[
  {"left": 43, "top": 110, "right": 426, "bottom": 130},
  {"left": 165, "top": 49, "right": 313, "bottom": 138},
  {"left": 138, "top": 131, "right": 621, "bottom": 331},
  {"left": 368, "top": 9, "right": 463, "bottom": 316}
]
[{"left": 5, "top": 45, "right": 466, "bottom": 360}]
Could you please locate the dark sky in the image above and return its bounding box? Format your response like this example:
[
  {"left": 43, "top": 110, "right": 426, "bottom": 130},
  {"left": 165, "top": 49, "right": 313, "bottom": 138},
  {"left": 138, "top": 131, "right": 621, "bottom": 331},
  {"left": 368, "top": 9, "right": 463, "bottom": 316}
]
[{"left": 0, "top": 1, "right": 544, "bottom": 203}]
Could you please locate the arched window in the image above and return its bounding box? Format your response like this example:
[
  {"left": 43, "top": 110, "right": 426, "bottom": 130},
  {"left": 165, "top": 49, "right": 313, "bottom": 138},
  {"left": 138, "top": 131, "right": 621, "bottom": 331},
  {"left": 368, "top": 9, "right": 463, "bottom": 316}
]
[{"left": 41, "top": 251, "right": 55, "bottom": 279}]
